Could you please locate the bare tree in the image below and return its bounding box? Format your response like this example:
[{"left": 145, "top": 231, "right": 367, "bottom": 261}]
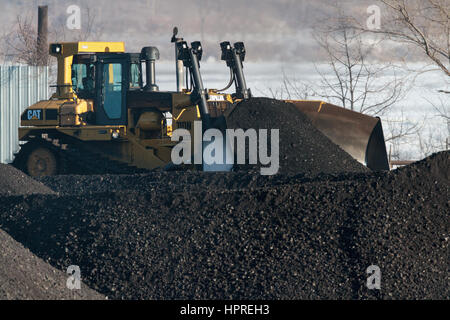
[
  {"left": 416, "top": 127, "right": 449, "bottom": 157},
  {"left": 311, "top": 16, "right": 407, "bottom": 116},
  {"left": 353, "top": 0, "right": 450, "bottom": 159},
  {"left": 2, "top": 14, "right": 42, "bottom": 65},
  {"left": 366, "top": 0, "right": 450, "bottom": 77},
  {"left": 3, "top": 5, "right": 103, "bottom": 66},
  {"left": 426, "top": 94, "right": 450, "bottom": 145},
  {"left": 384, "top": 107, "right": 423, "bottom": 160},
  {"left": 262, "top": 71, "right": 311, "bottom": 100},
  {"left": 384, "top": 109, "right": 422, "bottom": 142}
]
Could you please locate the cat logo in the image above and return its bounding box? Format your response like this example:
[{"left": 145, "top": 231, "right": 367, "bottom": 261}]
[{"left": 27, "top": 109, "right": 42, "bottom": 120}]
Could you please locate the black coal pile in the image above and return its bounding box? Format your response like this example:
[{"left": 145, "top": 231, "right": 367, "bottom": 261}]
[
  {"left": 0, "top": 164, "right": 55, "bottom": 196},
  {"left": 226, "top": 98, "right": 368, "bottom": 175},
  {"left": 0, "top": 229, "right": 104, "bottom": 300},
  {"left": 1, "top": 151, "right": 448, "bottom": 299},
  {"left": 393, "top": 150, "right": 449, "bottom": 183},
  {"left": 37, "top": 170, "right": 375, "bottom": 196}
]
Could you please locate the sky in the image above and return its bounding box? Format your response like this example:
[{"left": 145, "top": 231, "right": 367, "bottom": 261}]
[{"left": 0, "top": 0, "right": 398, "bottom": 62}]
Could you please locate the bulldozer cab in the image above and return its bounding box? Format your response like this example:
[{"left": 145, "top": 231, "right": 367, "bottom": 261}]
[
  {"left": 49, "top": 42, "right": 136, "bottom": 126},
  {"left": 69, "top": 52, "right": 141, "bottom": 126}
]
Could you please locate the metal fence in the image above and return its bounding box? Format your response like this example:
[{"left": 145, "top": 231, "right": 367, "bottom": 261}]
[{"left": 0, "top": 66, "right": 48, "bottom": 163}]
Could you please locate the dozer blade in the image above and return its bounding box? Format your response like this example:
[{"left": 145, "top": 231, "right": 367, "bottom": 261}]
[{"left": 285, "top": 100, "right": 390, "bottom": 171}]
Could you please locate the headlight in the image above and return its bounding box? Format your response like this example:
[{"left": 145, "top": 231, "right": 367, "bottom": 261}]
[{"left": 50, "top": 44, "right": 62, "bottom": 55}]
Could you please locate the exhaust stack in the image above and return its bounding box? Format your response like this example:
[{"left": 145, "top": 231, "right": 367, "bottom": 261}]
[{"left": 140, "top": 46, "right": 160, "bottom": 92}]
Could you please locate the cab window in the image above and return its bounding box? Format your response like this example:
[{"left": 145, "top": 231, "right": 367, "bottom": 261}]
[
  {"left": 130, "top": 63, "right": 141, "bottom": 88},
  {"left": 102, "top": 63, "right": 123, "bottom": 119},
  {"left": 72, "top": 63, "right": 95, "bottom": 97}
]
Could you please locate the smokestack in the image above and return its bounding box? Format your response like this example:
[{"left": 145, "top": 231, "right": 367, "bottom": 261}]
[
  {"left": 140, "top": 47, "right": 160, "bottom": 92},
  {"left": 37, "top": 5, "right": 48, "bottom": 66}
]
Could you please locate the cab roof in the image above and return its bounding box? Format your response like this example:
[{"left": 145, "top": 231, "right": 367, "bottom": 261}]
[{"left": 49, "top": 42, "right": 125, "bottom": 56}]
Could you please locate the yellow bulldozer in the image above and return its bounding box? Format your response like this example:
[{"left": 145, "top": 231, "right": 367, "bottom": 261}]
[{"left": 13, "top": 28, "right": 389, "bottom": 177}]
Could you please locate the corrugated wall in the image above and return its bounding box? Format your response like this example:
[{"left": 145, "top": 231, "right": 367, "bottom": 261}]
[{"left": 0, "top": 66, "right": 48, "bottom": 163}]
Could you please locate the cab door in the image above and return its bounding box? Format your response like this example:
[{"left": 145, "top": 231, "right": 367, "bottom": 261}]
[{"left": 95, "top": 57, "right": 128, "bottom": 125}]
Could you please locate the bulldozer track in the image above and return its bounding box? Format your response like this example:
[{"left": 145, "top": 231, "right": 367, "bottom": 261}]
[{"left": 13, "top": 134, "right": 149, "bottom": 175}]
